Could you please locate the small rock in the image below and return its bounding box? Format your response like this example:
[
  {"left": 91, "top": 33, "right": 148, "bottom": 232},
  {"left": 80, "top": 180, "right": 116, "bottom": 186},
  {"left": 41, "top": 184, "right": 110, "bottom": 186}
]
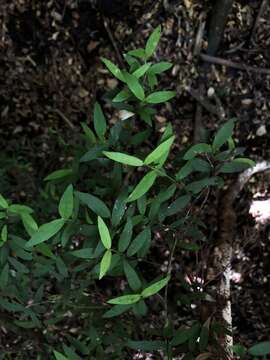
[{"left": 256, "top": 124, "right": 267, "bottom": 136}]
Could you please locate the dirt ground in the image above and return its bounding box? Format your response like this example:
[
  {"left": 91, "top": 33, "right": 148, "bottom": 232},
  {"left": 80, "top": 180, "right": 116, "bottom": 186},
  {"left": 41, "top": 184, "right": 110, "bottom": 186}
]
[{"left": 0, "top": 0, "right": 270, "bottom": 355}]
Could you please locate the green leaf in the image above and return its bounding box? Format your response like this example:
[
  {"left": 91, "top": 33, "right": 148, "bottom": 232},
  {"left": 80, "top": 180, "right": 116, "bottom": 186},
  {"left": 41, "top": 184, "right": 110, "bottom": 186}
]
[
  {"left": 44, "top": 169, "right": 73, "bottom": 181},
  {"left": 0, "top": 193, "right": 8, "bottom": 209},
  {"left": 127, "top": 340, "right": 165, "bottom": 351},
  {"left": 232, "top": 344, "right": 246, "bottom": 358},
  {"left": 94, "top": 102, "right": 106, "bottom": 140},
  {"left": 112, "top": 89, "right": 131, "bottom": 102},
  {"left": 183, "top": 143, "right": 212, "bottom": 160},
  {"left": 248, "top": 341, "right": 270, "bottom": 356},
  {"left": 171, "top": 328, "right": 190, "bottom": 346},
  {"left": 219, "top": 158, "right": 255, "bottom": 173},
  {"left": 144, "top": 136, "right": 175, "bottom": 165},
  {"left": 123, "top": 260, "right": 141, "bottom": 291},
  {"left": 25, "top": 219, "right": 65, "bottom": 248},
  {"left": 21, "top": 213, "right": 38, "bottom": 236},
  {"left": 112, "top": 189, "right": 128, "bottom": 227},
  {"left": 127, "top": 48, "right": 146, "bottom": 59},
  {"left": 103, "top": 304, "right": 132, "bottom": 318},
  {"left": 145, "top": 25, "right": 161, "bottom": 58},
  {"left": 175, "top": 161, "right": 193, "bottom": 180},
  {"left": 0, "top": 263, "right": 9, "bottom": 289},
  {"left": 108, "top": 294, "right": 141, "bottom": 305},
  {"left": 127, "top": 171, "right": 157, "bottom": 202},
  {"left": 1, "top": 225, "right": 8, "bottom": 243},
  {"left": 80, "top": 145, "right": 107, "bottom": 162},
  {"left": 81, "top": 122, "right": 96, "bottom": 144},
  {"left": 127, "top": 227, "right": 151, "bottom": 257},
  {"left": 149, "top": 62, "right": 172, "bottom": 74},
  {"left": 101, "top": 57, "right": 125, "bottom": 81},
  {"left": 118, "top": 218, "right": 133, "bottom": 252},
  {"left": 199, "top": 325, "right": 209, "bottom": 352},
  {"left": 137, "top": 194, "right": 147, "bottom": 215},
  {"left": 98, "top": 216, "right": 111, "bottom": 249},
  {"left": 186, "top": 177, "right": 221, "bottom": 194},
  {"left": 146, "top": 91, "right": 176, "bottom": 104},
  {"left": 77, "top": 191, "right": 110, "bottom": 218},
  {"left": 8, "top": 204, "right": 33, "bottom": 214},
  {"left": 141, "top": 276, "right": 170, "bottom": 298},
  {"left": 165, "top": 194, "right": 191, "bottom": 217},
  {"left": 103, "top": 151, "right": 143, "bottom": 166},
  {"left": 69, "top": 248, "right": 94, "bottom": 259},
  {"left": 53, "top": 350, "right": 69, "bottom": 360},
  {"left": 58, "top": 184, "right": 74, "bottom": 220},
  {"left": 123, "top": 71, "right": 145, "bottom": 100},
  {"left": 99, "top": 249, "right": 112, "bottom": 279},
  {"left": 213, "top": 119, "right": 235, "bottom": 151},
  {"left": 132, "top": 63, "right": 151, "bottom": 78}
]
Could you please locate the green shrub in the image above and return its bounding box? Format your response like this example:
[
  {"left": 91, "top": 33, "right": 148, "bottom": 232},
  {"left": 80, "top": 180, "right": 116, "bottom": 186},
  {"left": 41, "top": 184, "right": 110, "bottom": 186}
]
[{"left": 0, "top": 26, "right": 258, "bottom": 360}]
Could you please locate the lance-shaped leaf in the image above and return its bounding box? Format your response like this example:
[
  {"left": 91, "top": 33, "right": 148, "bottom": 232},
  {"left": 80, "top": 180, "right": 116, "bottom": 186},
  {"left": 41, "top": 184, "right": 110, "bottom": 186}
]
[
  {"left": 58, "top": 184, "right": 74, "bottom": 220},
  {"left": 101, "top": 57, "right": 125, "bottom": 81},
  {"left": 212, "top": 118, "right": 235, "bottom": 151},
  {"left": 77, "top": 192, "right": 110, "bottom": 218},
  {"left": 103, "top": 151, "right": 143, "bottom": 167},
  {"left": 144, "top": 136, "right": 175, "bottom": 165},
  {"left": 146, "top": 91, "right": 176, "bottom": 104},
  {"left": 127, "top": 227, "right": 151, "bottom": 257},
  {"left": 108, "top": 294, "right": 141, "bottom": 305},
  {"left": 94, "top": 102, "right": 106, "bottom": 140},
  {"left": 99, "top": 249, "right": 112, "bottom": 279},
  {"left": 183, "top": 143, "right": 212, "bottom": 160},
  {"left": 25, "top": 219, "right": 65, "bottom": 248},
  {"left": 0, "top": 194, "right": 8, "bottom": 209},
  {"left": 149, "top": 62, "right": 172, "bottom": 74},
  {"left": 98, "top": 216, "right": 111, "bottom": 249},
  {"left": 145, "top": 25, "right": 161, "bottom": 58},
  {"left": 127, "top": 171, "right": 157, "bottom": 202},
  {"left": 123, "top": 260, "right": 141, "bottom": 291},
  {"left": 44, "top": 169, "right": 73, "bottom": 181},
  {"left": 53, "top": 351, "right": 69, "bottom": 360},
  {"left": 132, "top": 63, "right": 151, "bottom": 78},
  {"left": 123, "top": 71, "right": 145, "bottom": 101},
  {"left": 141, "top": 276, "right": 170, "bottom": 298}
]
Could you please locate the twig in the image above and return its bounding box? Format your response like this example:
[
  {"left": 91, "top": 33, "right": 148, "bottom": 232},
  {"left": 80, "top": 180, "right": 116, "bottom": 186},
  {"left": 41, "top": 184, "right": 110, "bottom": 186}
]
[
  {"left": 185, "top": 85, "right": 225, "bottom": 119},
  {"left": 50, "top": 109, "right": 75, "bottom": 130},
  {"left": 200, "top": 53, "right": 270, "bottom": 75},
  {"left": 250, "top": 0, "right": 268, "bottom": 43},
  {"left": 103, "top": 17, "right": 125, "bottom": 68}
]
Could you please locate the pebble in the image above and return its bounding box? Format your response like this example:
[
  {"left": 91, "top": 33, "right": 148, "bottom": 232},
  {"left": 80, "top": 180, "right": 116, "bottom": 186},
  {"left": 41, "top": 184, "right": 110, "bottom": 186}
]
[{"left": 256, "top": 124, "right": 267, "bottom": 136}]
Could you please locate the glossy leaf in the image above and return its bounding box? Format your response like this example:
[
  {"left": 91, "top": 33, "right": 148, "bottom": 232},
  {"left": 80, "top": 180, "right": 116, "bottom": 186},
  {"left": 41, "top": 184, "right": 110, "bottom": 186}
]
[
  {"left": 146, "top": 91, "right": 176, "bottom": 104},
  {"left": 99, "top": 249, "right": 112, "bottom": 279},
  {"left": 101, "top": 57, "right": 125, "bottom": 81},
  {"left": 103, "top": 151, "right": 143, "bottom": 166},
  {"left": 113, "top": 89, "right": 131, "bottom": 102},
  {"left": 107, "top": 294, "right": 141, "bottom": 305},
  {"left": 25, "top": 219, "right": 65, "bottom": 248},
  {"left": 123, "top": 71, "right": 145, "bottom": 100},
  {"left": 77, "top": 192, "right": 110, "bottom": 218},
  {"left": 132, "top": 63, "right": 151, "bottom": 78},
  {"left": 44, "top": 169, "right": 73, "bottom": 181},
  {"left": 103, "top": 304, "right": 132, "bottom": 318},
  {"left": 94, "top": 102, "right": 106, "bottom": 140},
  {"left": 149, "top": 62, "right": 172, "bottom": 74},
  {"left": 81, "top": 122, "right": 96, "bottom": 144},
  {"left": 145, "top": 25, "right": 161, "bottom": 58},
  {"left": 21, "top": 213, "right": 38, "bottom": 236},
  {"left": 1, "top": 225, "right": 8, "bottom": 243},
  {"left": 118, "top": 218, "right": 133, "bottom": 252},
  {"left": 69, "top": 248, "right": 94, "bottom": 259},
  {"left": 127, "top": 171, "right": 157, "bottom": 202},
  {"left": 127, "top": 48, "right": 146, "bottom": 58},
  {"left": 112, "top": 189, "right": 128, "bottom": 227},
  {"left": 165, "top": 194, "right": 191, "bottom": 217},
  {"left": 183, "top": 144, "right": 212, "bottom": 160},
  {"left": 123, "top": 260, "right": 141, "bottom": 291},
  {"left": 141, "top": 276, "right": 170, "bottom": 298},
  {"left": 213, "top": 119, "right": 235, "bottom": 151},
  {"left": 219, "top": 158, "right": 255, "bottom": 173},
  {"left": 58, "top": 184, "right": 74, "bottom": 220},
  {"left": 127, "top": 227, "right": 151, "bottom": 257},
  {"left": 97, "top": 216, "right": 111, "bottom": 249},
  {"left": 144, "top": 136, "right": 175, "bottom": 165}
]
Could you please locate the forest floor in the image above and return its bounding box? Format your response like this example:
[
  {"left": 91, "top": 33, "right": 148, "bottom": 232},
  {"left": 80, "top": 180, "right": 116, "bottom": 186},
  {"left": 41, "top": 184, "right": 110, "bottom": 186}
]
[{"left": 0, "top": 0, "right": 270, "bottom": 358}]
